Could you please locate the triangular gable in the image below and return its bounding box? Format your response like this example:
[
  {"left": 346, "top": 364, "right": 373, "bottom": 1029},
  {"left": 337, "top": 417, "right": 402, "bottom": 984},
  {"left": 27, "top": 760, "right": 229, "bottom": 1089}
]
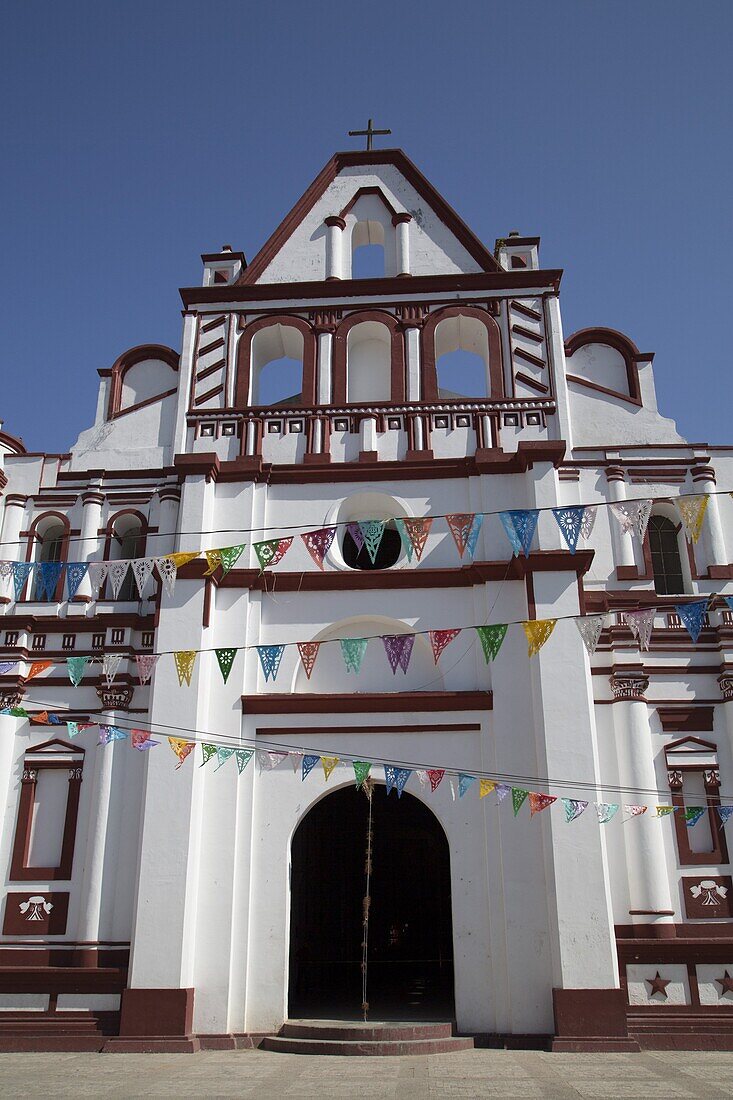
[
  {"left": 240, "top": 149, "right": 500, "bottom": 285},
  {"left": 25, "top": 737, "right": 85, "bottom": 761}
]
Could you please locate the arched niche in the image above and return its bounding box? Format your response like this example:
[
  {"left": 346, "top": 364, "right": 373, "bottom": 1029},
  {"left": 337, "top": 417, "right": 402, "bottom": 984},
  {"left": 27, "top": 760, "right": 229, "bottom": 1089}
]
[
  {"left": 564, "top": 327, "right": 645, "bottom": 405},
  {"left": 291, "top": 614, "right": 439, "bottom": 695},
  {"left": 327, "top": 490, "right": 412, "bottom": 572},
  {"left": 235, "top": 315, "right": 316, "bottom": 408},
  {"left": 28, "top": 512, "right": 70, "bottom": 601},
  {"left": 104, "top": 510, "right": 147, "bottom": 601},
  {"left": 421, "top": 306, "right": 504, "bottom": 402},
  {"left": 332, "top": 311, "right": 404, "bottom": 405},
  {"left": 288, "top": 784, "right": 454, "bottom": 1020},
  {"left": 105, "top": 345, "right": 179, "bottom": 419},
  {"left": 434, "top": 314, "right": 491, "bottom": 399},
  {"left": 646, "top": 503, "right": 692, "bottom": 595}
]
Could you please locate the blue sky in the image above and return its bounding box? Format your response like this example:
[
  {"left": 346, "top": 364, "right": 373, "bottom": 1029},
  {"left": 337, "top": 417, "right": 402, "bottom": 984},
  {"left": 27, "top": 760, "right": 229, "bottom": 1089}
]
[{"left": 1, "top": 0, "right": 730, "bottom": 452}]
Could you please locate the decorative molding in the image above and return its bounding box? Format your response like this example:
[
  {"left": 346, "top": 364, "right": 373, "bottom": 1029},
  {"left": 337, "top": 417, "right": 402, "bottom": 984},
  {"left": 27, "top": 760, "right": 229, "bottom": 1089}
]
[
  {"left": 719, "top": 673, "right": 733, "bottom": 702},
  {"left": 609, "top": 673, "right": 649, "bottom": 701},
  {"left": 95, "top": 685, "right": 134, "bottom": 711}
]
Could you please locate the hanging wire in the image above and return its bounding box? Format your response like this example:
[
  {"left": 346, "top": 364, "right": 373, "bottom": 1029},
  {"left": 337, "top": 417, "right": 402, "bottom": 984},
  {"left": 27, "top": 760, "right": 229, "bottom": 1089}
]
[
  {"left": 13, "top": 695, "right": 733, "bottom": 804},
  {"left": 0, "top": 486, "right": 729, "bottom": 551}
]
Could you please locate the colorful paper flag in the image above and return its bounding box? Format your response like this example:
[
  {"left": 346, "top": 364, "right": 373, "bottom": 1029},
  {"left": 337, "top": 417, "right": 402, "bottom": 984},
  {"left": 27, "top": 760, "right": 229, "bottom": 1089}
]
[
  {"left": 219, "top": 544, "right": 246, "bottom": 575},
  {"left": 297, "top": 641, "right": 321, "bottom": 680},
  {"left": 675, "top": 600, "right": 708, "bottom": 644},
  {"left": 475, "top": 624, "right": 508, "bottom": 663},
  {"left": 479, "top": 778, "right": 496, "bottom": 798},
  {"left": 102, "top": 653, "right": 123, "bottom": 687},
  {"left": 580, "top": 506, "right": 597, "bottom": 540},
  {"left": 169, "top": 551, "right": 200, "bottom": 570},
  {"left": 13, "top": 562, "right": 34, "bottom": 600},
  {"left": 458, "top": 773, "right": 476, "bottom": 798},
  {"left": 37, "top": 561, "right": 64, "bottom": 600},
  {"left": 98, "top": 725, "right": 127, "bottom": 744},
  {"left": 67, "top": 655, "right": 90, "bottom": 687},
  {"left": 253, "top": 538, "right": 292, "bottom": 571},
  {"left": 523, "top": 619, "right": 557, "bottom": 657},
  {"left": 26, "top": 660, "right": 52, "bottom": 681},
  {"left": 302, "top": 754, "right": 320, "bottom": 780},
  {"left": 0, "top": 660, "right": 18, "bottom": 675},
  {"left": 168, "top": 737, "right": 195, "bottom": 768},
  {"left": 131, "top": 729, "right": 158, "bottom": 750},
  {"left": 609, "top": 499, "right": 653, "bottom": 540},
  {"left": 340, "top": 637, "right": 368, "bottom": 674},
  {"left": 445, "top": 513, "right": 478, "bottom": 558},
  {"left": 200, "top": 743, "right": 218, "bottom": 766},
  {"left": 655, "top": 805, "right": 676, "bottom": 817},
  {"left": 257, "top": 644, "right": 285, "bottom": 683},
  {"left": 529, "top": 792, "right": 557, "bottom": 816},
  {"left": 353, "top": 761, "right": 372, "bottom": 787},
  {"left": 321, "top": 755, "right": 339, "bottom": 781},
  {"left": 359, "top": 520, "right": 386, "bottom": 564},
  {"left": 596, "top": 803, "right": 620, "bottom": 823},
  {"left": 130, "top": 558, "right": 154, "bottom": 598},
  {"left": 684, "top": 807, "right": 706, "bottom": 827},
  {"left": 382, "top": 634, "right": 415, "bottom": 674},
  {"left": 215, "top": 747, "right": 235, "bottom": 771},
  {"left": 394, "top": 517, "right": 433, "bottom": 561},
  {"left": 135, "top": 654, "right": 159, "bottom": 685},
  {"left": 156, "top": 557, "right": 177, "bottom": 597},
  {"left": 562, "top": 798, "right": 588, "bottom": 822},
  {"left": 624, "top": 805, "right": 647, "bottom": 818},
  {"left": 301, "top": 527, "right": 337, "bottom": 569},
  {"left": 215, "top": 648, "right": 237, "bottom": 684},
  {"left": 174, "top": 650, "right": 197, "bottom": 686},
  {"left": 465, "top": 514, "right": 484, "bottom": 559},
  {"left": 384, "top": 765, "right": 412, "bottom": 797},
  {"left": 429, "top": 629, "right": 461, "bottom": 664},
  {"left": 677, "top": 495, "right": 709, "bottom": 543},
  {"left": 718, "top": 806, "right": 733, "bottom": 826},
  {"left": 235, "top": 749, "right": 254, "bottom": 774},
  {"left": 499, "top": 510, "right": 539, "bottom": 557},
  {"left": 65, "top": 562, "right": 89, "bottom": 599},
  {"left": 512, "top": 788, "right": 529, "bottom": 815},
  {"left": 107, "top": 560, "right": 131, "bottom": 599},
  {"left": 427, "top": 768, "right": 445, "bottom": 792},
  {"left": 87, "top": 562, "right": 108, "bottom": 597},
  {"left": 622, "top": 608, "right": 655, "bottom": 651},
  {"left": 575, "top": 615, "right": 606, "bottom": 657},
  {"left": 552, "top": 507, "right": 586, "bottom": 554}
]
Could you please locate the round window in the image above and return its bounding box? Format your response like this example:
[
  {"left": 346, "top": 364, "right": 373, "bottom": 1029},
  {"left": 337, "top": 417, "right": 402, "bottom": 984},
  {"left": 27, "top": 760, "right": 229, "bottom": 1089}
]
[{"left": 342, "top": 522, "right": 402, "bottom": 571}]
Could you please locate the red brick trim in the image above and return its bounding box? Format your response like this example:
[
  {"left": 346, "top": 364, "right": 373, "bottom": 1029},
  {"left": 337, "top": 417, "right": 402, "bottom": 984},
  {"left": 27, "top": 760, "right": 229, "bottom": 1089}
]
[
  {"left": 106, "top": 345, "right": 179, "bottom": 420},
  {"left": 332, "top": 309, "right": 405, "bottom": 404},
  {"left": 243, "top": 690, "right": 492, "bottom": 714},
  {"left": 118, "top": 988, "right": 194, "bottom": 1038},
  {"left": 421, "top": 305, "right": 505, "bottom": 401},
  {"left": 10, "top": 740, "right": 84, "bottom": 882},
  {"left": 564, "top": 327, "right": 649, "bottom": 406},
  {"left": 234, "top": 314, "right": 316, "bottom": 409}
]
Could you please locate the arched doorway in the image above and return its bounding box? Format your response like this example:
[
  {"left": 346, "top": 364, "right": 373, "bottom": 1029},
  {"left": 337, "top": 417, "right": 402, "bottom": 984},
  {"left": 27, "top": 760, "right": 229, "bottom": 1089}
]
[{"left": 288, "top": 784, "right": 454, "bottom": 1020}]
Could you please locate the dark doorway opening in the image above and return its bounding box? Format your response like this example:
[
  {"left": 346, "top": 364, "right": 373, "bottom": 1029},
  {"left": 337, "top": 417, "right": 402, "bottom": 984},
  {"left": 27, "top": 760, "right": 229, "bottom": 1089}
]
[{"left": 288, "top": 784, "right": 454, "bottom": 1021}]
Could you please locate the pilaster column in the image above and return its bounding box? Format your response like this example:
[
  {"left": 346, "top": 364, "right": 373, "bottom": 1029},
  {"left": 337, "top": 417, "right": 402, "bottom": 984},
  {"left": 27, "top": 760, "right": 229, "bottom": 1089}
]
[
  {"left": 392, "top": 212, "right": 412, "bottom": 276},
  {"left": 397, "top": 304, "right": 424, "bottom": 402},
  {"left": 311, "top": 310, "right": 340, "bottom": 405},
  {"left": 76, "top": 719, "right": 115, "bottom": 959},
  {"left": 718, "top": 673, "right": 733, "bottom": 756},
  {"left": 691, "top": 462, "right": 728, "bottom": 572},
  {"left": 610, "top": 672, "right": 675, "bottom": 934},
  {"left": 359, "top": 415, "right": 378, "bottom": 462},
  {"left": 73, "top": 490, "right": 104, "bottom": 601},
  {"left": 0, "top": 495, "right": 26, "bottom": 608},
  {"left": 324, "top": 216, "right": 345, "bottom": 281},
  {"left": 606, "top": 466, "right": 636, "bottom": 571},
  {"left": 156, "top": 487, "right": 181, "bottom": 558}
]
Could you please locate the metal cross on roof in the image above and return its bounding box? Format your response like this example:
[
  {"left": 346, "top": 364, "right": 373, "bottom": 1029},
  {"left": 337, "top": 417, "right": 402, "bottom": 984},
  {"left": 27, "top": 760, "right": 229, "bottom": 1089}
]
[{"left": 348, "top": 118, "right": 392, "bottom": 151}]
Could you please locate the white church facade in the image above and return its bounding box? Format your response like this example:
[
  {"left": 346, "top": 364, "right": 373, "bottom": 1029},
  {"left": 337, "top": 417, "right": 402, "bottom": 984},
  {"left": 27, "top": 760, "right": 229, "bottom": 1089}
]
[{"left": 0, "top": 146, "right": 732, "bottom": 1052}]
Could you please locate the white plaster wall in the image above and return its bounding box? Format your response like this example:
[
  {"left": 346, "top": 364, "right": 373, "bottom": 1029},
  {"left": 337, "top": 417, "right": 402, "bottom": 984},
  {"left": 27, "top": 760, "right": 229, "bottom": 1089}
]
[{"left": 567, "top": 383, "right": 684, "bottom": 446}]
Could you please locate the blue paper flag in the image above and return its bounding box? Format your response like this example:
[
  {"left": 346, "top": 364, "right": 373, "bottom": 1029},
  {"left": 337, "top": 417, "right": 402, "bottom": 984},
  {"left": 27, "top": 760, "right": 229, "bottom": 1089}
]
[
  {"left": 302, "top": 754, "right": 320, "bottom": 780},
  {"left": 675, "top": 600, "right": 708, "bottom": 643},
  {"left": 458, "top": 773, "right": 477, "bottom": 797},
  {"left": 13, "top": 562, "right": 35, "bottom": 601},
  {"left": 98, "top": 725, "right": 128, "bottom": 744},
  {"left": 65, "top": 562, "right": 89, "bottom": 599},
  {"left": 684, "top": 807, "right": 706, "bottom": 827},
  {"left": 725, "top": 596, "right": 733, "bottom": 612},
  {"left": 0, "top": 661, "right": 18, "bottom": 675},
  {"left": 551, "top": 507, "right": 585, "bottom": 554},
  {"left": 465, "top": 515, "right": 484, "bottom": 559},
  {"left": 257, "top": 644, "right": 285, "bottom": 683},
  {"left": 384, "top": 765, "right": 412, "bottom": 797},
  {"left": 498, "top": 510, "right": 539, "bottom": 557},
  {"left": 215, "top": 747, "right": 235, "bottom": 771},
  {"left": 38, "top": 561, "right": 64, "bottom": 601},
  {"left": 718, "top": 806, "right": 733, "bottom": 827}
]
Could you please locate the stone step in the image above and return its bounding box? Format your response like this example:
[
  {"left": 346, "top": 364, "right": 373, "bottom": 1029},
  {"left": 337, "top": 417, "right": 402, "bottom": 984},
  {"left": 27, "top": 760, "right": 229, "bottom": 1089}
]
[
  {"left": 260, "top": 1034, "right": 474, "bottom": 1056},
  {"left": 281, "top": 1019, "right": 454, "bottom": 1042}
]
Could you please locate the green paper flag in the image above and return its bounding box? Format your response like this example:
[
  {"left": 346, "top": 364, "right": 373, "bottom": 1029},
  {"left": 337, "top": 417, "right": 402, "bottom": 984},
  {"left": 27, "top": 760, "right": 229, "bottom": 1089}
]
[
  {"left": 215, "top": 648, "right": 237, "bottom": 684},
  {"left": 476, "top": 624, "right": 508, "bottom": 663},
  {"left": 353, "top": 761, "right": 372, "bottom": 788},
  {"left": 219, "top": 544, "right": 246, "bottom": 575},
  {"left": 235, "top": 748, "right": 254, "bottom": 774},
  {"left": 512, "top": 787, "right": 529, "bottom": 816},
  {"left": 200, "top": 743, "right": 217, "bottom": 766},
  {"left": 67, "top": 655, "right": 90, "bottom": 687},
  {"left": 340, "top": 637, "right": 368, "bottom": 674},
  {"left": 254, "top": 539, "right": 280, "bottom": 571}
]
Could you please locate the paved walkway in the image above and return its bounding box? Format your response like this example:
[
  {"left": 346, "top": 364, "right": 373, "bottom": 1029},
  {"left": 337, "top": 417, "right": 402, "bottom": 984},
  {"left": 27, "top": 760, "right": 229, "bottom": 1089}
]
[{"left": 2, "top": 1049, "right": 733, "bottom": 1098}]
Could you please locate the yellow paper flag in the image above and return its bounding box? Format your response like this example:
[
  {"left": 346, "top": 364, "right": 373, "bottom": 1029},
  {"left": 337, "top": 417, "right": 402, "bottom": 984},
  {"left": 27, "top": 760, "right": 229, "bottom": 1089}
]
[
  {"left": 321, "top": 756, "right": 339, "bottom": 781},
  {"left": 479, "top": 778, "right": 496, "bottom": 799},
  {"left": 204, "top": 549, "right": 223, "bottom": 575},
  {"left": 169, "top": 551, "right": 200, "bottom": 570},
  {"left": 677, "top": 495, "right": 708, "bottom": 543},
  {"left": 168, "top": 737, "right": 195, "bottom": 768},
  {"left": 174, "top": 650, "right": 197, "bottom": 686},
  {"left": 522, "top": 619, "right": 557, "bottom": 658}
]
